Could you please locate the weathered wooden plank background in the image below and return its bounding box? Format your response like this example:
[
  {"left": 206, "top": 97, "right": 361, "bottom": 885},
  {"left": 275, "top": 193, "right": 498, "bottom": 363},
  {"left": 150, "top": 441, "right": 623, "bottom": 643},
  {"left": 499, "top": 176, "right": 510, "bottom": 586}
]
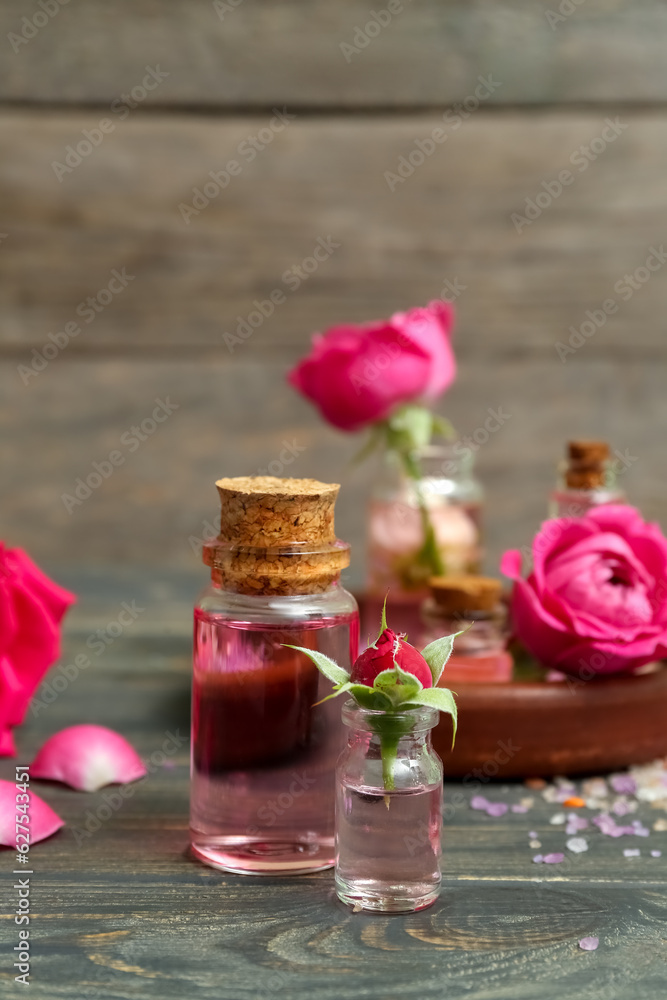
[{"left": 1, "top": 0, "right": 667, "bottom": 589}]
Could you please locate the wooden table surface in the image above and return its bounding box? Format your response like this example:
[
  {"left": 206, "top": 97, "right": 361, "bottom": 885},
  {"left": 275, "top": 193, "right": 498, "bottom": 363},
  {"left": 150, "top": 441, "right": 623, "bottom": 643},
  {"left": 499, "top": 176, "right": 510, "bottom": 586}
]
[{"left": 2, "top": 628, "right": 666, "bottom": 1000}]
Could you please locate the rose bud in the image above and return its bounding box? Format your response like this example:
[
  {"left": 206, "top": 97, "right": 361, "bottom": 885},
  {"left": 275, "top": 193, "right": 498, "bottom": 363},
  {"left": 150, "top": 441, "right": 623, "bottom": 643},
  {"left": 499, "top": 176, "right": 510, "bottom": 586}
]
[{"left": 351, "top": 627, "right": 433, "bottom": 688}]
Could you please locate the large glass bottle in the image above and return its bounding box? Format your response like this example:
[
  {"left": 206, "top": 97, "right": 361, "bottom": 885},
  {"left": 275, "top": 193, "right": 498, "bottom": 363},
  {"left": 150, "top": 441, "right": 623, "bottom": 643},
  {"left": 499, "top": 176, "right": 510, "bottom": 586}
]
[{"left": 190, "top": 476, "right": 359, "bottom": 875}]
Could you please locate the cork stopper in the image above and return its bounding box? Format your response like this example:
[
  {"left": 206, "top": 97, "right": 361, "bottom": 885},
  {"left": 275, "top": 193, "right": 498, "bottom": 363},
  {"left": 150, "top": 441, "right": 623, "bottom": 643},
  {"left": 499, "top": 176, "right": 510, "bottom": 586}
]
[
  {"left": 565, "top": 440, "right": 610, "bottom": 489},
  {"left": 429, "top": 575, "right": 502, "bottom": 615},
  {"left": 204, "top": 476, "right": 349, "bottom": 595}
]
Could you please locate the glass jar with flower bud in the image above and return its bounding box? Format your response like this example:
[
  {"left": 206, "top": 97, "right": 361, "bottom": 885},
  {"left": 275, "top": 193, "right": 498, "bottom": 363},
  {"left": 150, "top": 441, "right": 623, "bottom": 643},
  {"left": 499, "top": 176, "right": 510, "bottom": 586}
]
[
  {"left": 549, "top": 440, "right": 625, "bottom": 519},
  {"left": 294, "top": 605, "right": 459, "bottom": 913}
]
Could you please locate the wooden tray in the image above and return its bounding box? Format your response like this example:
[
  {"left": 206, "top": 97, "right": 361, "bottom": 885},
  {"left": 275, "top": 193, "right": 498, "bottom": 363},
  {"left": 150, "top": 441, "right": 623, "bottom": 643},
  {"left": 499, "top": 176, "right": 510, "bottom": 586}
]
[{"left": 432, "top": 666, "right": 667, "bottom": 778}]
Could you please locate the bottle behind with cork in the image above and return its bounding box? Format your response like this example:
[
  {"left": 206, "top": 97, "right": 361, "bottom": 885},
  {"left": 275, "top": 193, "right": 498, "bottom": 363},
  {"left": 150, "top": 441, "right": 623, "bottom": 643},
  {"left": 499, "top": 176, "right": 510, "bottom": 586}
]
[
  {"left": 190, "top": 476, "right": 359, "bottom": 874},
  {"left": 549, "top": 440, "right": 625, "bottom": 519},
  {"left": 419, "top": 575, "right": 512, "bottom": 683}
]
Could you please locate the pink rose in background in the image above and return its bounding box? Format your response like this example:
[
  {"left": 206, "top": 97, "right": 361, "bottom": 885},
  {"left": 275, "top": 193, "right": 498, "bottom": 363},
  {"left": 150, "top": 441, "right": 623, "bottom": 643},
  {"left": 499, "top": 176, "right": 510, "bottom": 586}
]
[
  {"left": 0, "top": 545, "right": 75, "bottom": 755},
  {"left": 501, "top": 505, "right": 667, "bottom": 676},
  {"left": 288, "top": 300, "right": 455, "bottom": 431}
]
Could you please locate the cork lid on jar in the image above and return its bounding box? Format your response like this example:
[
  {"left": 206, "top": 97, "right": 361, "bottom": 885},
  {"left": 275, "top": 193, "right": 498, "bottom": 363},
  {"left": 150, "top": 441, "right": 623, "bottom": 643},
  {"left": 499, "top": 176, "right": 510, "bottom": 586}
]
[
  {"left": 565, "top": 440, "right": 610, "bottom": 489},
  {"left": 428, "top": 575, "right": 502, "bottom": 615},
  {"left": 203, "top": 476, "right": 350, "bottom": 596}
]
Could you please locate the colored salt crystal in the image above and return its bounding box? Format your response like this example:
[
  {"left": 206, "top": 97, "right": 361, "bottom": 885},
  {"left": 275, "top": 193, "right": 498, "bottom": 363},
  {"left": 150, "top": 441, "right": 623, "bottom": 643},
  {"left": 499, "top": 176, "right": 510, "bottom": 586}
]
[
  {"left": 532, "top": 855, "right": 544, "bottom": 863},
  {"left": 566, "top": 815, "right": 589, "bottom": 835},
  {"left": 470, "top": 795, "right": 489, "bottom": 811},
  {"left": 529, "top": 840, "right": 541, "bottom": 849},
  {"left": 511, "top": 804, "right": 529, "bottom": 813},
  {"left": 623, "top": 848, "right": 641, "bottom": 858},
  {"left": 650, "top": 850, "right": 662, "bottom": 858},
  {"left": 543, "top": 853, "right": 565, "bottom": 864},
  {"left": 631, "top": 821, "right": 650, "bottom": 837},
  {"left": 582, "top": 778, "right": 608, "bottom": 800},
  {"left": 566, "top": 837, "right": 588, "bottom": 853},
  {"left": 579, "top": 937, "right": 599, "bottom": 951},
  {"left": 549, "top": 813, "right": 566, "bottom": 825},
  {"left": 485, "top": 802, "right": 509, "bottom": 818},
  {"left": 610, "top": 774, "right": 637, "bottom": 796},
  {"left": 611, "top": 798, "right": 635, "bottom": 817},
  {"left": 653, "top": 819, "right": 667, "bottom": 832},
  {"left": 525, "top": 778, "right": 547, "bottom": 790},
  {"left": 528, "top": 831, "right": 538, "bottom": 839},
  {"left": 563, "top": 796, "right": 586, "bottom": 808}
]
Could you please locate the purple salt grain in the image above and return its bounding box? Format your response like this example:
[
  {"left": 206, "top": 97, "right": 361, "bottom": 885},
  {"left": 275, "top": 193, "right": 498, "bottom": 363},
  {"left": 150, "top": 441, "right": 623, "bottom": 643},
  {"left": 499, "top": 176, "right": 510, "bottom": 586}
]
[
  {"left": 579, "top": 936, "right": 599, "bottom": 951},
  {"left": 485, "top": 802, "right": 509, "bottom": 818},
  {"left": 651, "top": 850, "right": 662, "bottom": 858},
  {"left": 610, "top": 774, "right": 637, "bottom": 796},
  {"left": 528, "top": 831, "right": 538, "bottom": 839},
  {"left": 611, "top": 798, "right": 633, "bottom": 817},
  {"left": 543, "top": 853, "right": 565, "bottom": 864},
  {"left": 532, "top": 854, "right": 544, "bottom": 863},
  {"left": 470, "top": 795, "right": 489, "bottom": 811},
  {"left": 631, "top": 821, "right": 650, "bottom": 837},
  {"left": 511, "top": 804, "right": 529, "bottom": 813}
]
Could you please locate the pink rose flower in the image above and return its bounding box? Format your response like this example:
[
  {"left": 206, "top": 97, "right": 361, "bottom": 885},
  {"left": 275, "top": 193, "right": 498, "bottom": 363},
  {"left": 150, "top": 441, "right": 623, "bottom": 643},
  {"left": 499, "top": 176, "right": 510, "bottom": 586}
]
[
  {"left": 501, "top": 505, "right": 667, "bottom": 676},
  {"left": 0, "top": 545, "right": 75, "bottom": 755},
  {"left": 351, "top": 627, "right": 433, "bottom": 688},
  {"left": 288, "top": 300, "right": 455, "bottom": 431}
]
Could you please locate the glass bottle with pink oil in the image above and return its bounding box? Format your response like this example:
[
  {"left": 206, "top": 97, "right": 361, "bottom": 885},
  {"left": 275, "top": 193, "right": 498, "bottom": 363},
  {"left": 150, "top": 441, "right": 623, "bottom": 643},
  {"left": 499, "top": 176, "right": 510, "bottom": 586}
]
[{"left": 190, "top": 476, "right": 359, "bottom": 875}]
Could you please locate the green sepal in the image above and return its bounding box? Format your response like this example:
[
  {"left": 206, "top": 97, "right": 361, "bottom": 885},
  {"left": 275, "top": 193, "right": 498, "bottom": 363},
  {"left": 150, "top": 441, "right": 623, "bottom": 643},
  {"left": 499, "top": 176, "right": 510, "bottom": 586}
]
[
  {"left": 375, "top": 593, "right": 389, "bottom": 643},
  {"left": 420, "top": 629, "right": 467, "bottom": 686},
  {"left": 405, "top": 686, "right": 458, "bottom": 747},
  {"left": 372, "top": 664, "right": 423, "bottom": 708},
  {"left": 283, "top": 645, "right": 350, "bottom": 686}
]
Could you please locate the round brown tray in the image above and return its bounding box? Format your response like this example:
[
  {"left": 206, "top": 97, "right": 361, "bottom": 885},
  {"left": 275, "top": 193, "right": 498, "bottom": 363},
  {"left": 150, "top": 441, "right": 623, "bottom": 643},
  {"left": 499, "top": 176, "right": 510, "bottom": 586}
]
[{"left": 432, "top": 666, "right": 667, "bottom": 778}]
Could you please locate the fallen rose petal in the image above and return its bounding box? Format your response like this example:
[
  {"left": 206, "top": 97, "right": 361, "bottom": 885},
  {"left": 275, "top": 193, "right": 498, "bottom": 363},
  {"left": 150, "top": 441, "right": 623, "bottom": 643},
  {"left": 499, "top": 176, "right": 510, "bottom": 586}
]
[
  {"left": 579, "top": 937, "right": 599, "bottom": 951},
  {"left": 0, "top": 780, "right": 64, "bottom": 846},
  {"left": 30, "top": 725, "right": 146, "bottom": 792},
  {"left": 543, "top": 853, "right": 565, "bottom": 864}
]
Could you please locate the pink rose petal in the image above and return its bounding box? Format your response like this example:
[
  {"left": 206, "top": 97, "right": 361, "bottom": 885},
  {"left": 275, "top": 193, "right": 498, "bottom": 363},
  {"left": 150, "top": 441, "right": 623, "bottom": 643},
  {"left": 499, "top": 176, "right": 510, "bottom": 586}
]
[
  {"left": 579, "top": 936, "right": 599, "bottom": 951},
  {"left": 0, "top": 779, "right": 64, "bottom": 846},
  {"left": 30, "top": 725, "right": 146, "bottom": 792}
]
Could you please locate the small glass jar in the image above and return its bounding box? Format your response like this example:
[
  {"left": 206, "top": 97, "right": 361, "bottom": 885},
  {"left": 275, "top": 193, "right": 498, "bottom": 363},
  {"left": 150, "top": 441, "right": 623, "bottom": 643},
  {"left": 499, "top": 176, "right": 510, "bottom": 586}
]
[
  {"left": 549, "top": 440, "right": 625, "bottom": 518},
  {"left": 366, "top": 442, "right": 483, "bottom": 637},
  {"left": 190, "top": 477, "right": 359, "bottom": 875},
  {"left": 419, "top": 576, "right": 512, "bottom": 684},
  {"left": 335, "top": 701, "right": 443, "bottom": 913}
]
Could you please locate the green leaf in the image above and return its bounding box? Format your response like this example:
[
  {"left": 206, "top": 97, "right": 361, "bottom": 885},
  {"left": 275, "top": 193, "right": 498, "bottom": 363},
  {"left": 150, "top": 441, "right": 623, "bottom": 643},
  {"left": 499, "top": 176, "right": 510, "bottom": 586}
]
[
  {"left": 386, "top": 404, "right": 434, "bottom": 455},
  {"left": 348, "top": 685, "right": 394, "bottom": 711},
  {"left": 432, "top": 414, "right": 456, "bottom": 441},
  {"left": 372, "top": 665, "right": 423, "bottom": 708},
  {"left": 405, "top": 687, "right": 458, "bottom": 746},
  {"left": 283, "top": 645, "right": 350, "bottom": 686},
  {"left": 420, "top": 630, "right": 467, "bottom": 685},
  {"left": 351, "top": 424, "right": 384, "bottom": 466}
]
